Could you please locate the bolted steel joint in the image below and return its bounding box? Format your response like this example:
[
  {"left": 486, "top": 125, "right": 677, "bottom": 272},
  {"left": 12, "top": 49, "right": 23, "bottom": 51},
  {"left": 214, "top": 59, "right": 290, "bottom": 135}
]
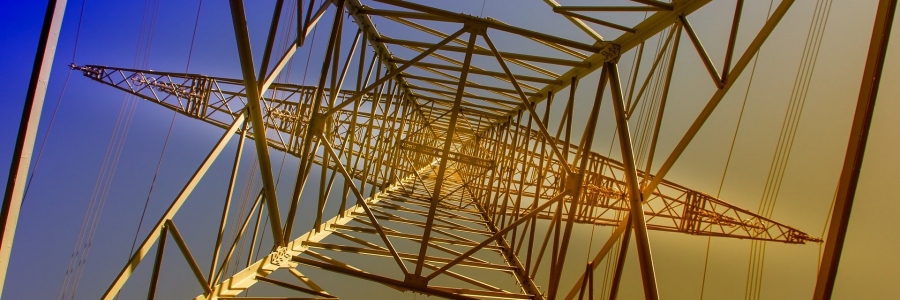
[
  {"left": 404, "top": 274, "right": 429, "bottom": 288},
  {"left": 270, "top": 246, "right": 298, "bottom": 268},
  {"left": 462, "top": 23, "right": 488, "bottom": 35},
  {"left": 600, "top": 42, "right": 622, "bottom": 63},
  {"left": 308, "top": 112, "right": 328, "bottom": 136},
  {"left": 565, "top": 172, "right": 584, "bottom": 194}
]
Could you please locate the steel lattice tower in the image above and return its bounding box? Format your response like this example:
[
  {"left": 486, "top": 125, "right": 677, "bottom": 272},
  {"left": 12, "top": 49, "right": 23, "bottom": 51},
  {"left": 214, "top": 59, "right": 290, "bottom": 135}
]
[{"left": 3, "top": 0, "right": 895, "bottom": 299}]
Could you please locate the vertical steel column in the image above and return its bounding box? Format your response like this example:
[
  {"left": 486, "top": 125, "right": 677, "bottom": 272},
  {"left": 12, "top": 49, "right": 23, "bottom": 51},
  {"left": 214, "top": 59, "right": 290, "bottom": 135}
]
[
  {"left": 613, "top": 26, "right": 681, "bottom": 298},
  {"left": 721, "top": 0, "right": 744, "bottom": 84},
  {"left": 147, "top": 227, "right": 168, "bottom": 300},
  {"left": 257, "top": 0, "right": 287, "bottom": 86},
  {"left": 550, "top": 66, "right": 606, "bottom": 300},
  {"left": 608, "top": 61, "right": 660, "bottom": 300},
  {"left": 608, "top": 217, "right": 633, "bottom": 300},
  {"left": 208, "top": 123, "right": 248, "bottom": 282},
  {"left": 413, "top": 29, "right": 478, "bottom": 280},
  {"left": 228, "top": 0, "right": 285, "bottom": 245},
  {"left": 526, "top": 92, "right": 552, "bottom": 277},
  {"left": 0, "top": 0, "right": 68, "bottom": 296},
  {"left": 813, "top": 0, "right": 896, "bottom": 298}
]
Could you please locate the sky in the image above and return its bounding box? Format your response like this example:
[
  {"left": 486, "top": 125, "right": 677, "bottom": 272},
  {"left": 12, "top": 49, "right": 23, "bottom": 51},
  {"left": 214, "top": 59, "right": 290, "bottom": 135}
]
[{"left": 1, "top": 0, "right": 899, "bottom": 299}]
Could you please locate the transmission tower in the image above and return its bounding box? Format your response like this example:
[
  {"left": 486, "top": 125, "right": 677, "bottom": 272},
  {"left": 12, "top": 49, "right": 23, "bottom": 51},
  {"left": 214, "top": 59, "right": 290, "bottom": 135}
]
[{"left": 3, "top": 0, "right": 895, "bottom": 299}]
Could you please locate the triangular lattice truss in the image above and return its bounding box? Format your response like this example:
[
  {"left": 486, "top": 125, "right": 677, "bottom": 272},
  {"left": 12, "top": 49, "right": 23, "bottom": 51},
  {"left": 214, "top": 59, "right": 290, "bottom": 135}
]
[{"left": 74, "top": 0, "right": 822, "bottom": 299}]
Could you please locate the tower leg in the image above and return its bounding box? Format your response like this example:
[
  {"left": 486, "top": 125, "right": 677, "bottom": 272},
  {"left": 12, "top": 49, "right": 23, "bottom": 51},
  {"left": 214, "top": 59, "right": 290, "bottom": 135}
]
[
  {"left": 0, "top": 0, "right": 69, "bottom": 297},
  {"left": 813, "top": 0, "right": 897, "bottom": 298}
]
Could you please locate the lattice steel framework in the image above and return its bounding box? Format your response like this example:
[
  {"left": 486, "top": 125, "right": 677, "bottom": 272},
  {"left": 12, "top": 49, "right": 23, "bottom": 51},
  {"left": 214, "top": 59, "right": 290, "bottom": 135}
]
[{"left": 6, "top": 0, "right": 894, "bottom": 299}]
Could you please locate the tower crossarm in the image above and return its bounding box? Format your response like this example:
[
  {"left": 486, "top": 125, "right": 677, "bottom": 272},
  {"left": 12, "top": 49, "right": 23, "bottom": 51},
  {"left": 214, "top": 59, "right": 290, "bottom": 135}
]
[
  {"left": 456, "top": 124, "right": 822, "bottom": 244},
  {"left": 72, "top": 64, "right": 447, "bottom": 186}
]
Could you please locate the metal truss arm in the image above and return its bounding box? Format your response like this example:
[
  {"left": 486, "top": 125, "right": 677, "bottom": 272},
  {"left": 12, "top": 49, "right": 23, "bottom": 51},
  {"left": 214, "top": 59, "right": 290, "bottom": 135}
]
[{"left": 814, "top": 0, "right": 896, "bottom": 298}]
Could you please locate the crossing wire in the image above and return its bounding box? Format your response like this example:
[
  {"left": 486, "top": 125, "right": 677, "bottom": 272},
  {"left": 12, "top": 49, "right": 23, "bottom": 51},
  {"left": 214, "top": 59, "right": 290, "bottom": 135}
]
[
  {"left": 123, "top": 0, "right": 203, "bottom": 285},
  {"left": 22, "top": 0, "right": 87, "bottom": 200},
  {"left": 745, "top": 0, "right": 833, "bottom": 298},
  {"left": 56, "top": 0, "right": 162, "bottom": 298},
  {"left": 634, "top": 26, "right": 673, "bottom": 171},
  {"left": 697, "top": 0, "right": 773, "bottom": 297}
]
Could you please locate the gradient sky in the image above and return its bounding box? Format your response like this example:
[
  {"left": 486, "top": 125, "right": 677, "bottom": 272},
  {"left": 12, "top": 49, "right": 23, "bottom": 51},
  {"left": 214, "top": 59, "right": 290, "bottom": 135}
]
[{"left": 1, "top": 0, "right": 899, "bottom": 299}]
